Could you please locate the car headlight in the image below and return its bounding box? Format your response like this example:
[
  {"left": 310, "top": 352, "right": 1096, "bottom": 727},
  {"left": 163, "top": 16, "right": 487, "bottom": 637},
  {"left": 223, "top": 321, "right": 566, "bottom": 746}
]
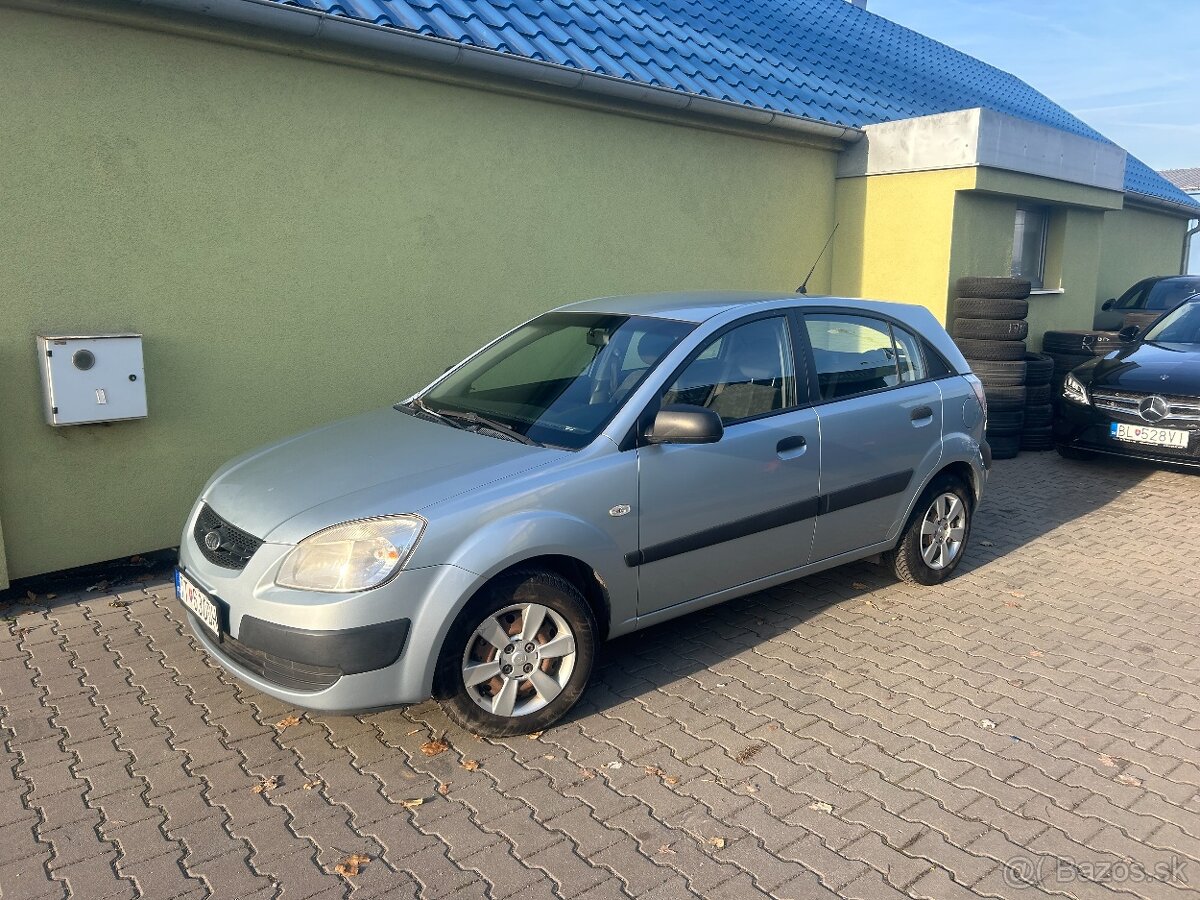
[
  {"left": 276, "top": 516, "right": 426, "bottom": 592},
  {"left": 1062, "top": 372, "right": 1090, "bottom": 405}
]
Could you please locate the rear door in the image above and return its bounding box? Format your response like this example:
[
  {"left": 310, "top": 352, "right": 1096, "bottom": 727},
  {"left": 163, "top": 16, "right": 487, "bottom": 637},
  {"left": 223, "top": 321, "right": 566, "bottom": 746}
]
[{"left": 800, "top": 311, "right": 944, "bottom": 563}]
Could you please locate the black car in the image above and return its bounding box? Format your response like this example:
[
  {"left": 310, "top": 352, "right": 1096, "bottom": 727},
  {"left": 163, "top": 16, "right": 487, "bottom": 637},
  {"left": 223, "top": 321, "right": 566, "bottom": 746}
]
[
  {"left": 1094, "top": 275, "right": 1200, "bottom": 331},
  {"left": 1056, "top": 296, "right": 1200, "bottom": 467}
]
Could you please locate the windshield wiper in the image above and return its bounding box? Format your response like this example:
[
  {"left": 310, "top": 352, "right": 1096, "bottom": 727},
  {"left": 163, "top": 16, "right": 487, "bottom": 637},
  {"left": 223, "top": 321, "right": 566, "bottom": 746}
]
[{"left": 432, "top": 408, "right": 542, "bottom": 446}]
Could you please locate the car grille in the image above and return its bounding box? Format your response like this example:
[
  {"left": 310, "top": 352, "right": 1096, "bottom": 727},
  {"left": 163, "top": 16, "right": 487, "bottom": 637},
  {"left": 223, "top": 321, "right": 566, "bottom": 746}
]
[
  {"left": 193, "top": 504, "right": 263, "bottom": 570},
  {"left": 1091, "top": 389, "right": 1200, "bottom": 426},
  {"left": 216, "top": 632, "right": 342, "bottom": 693}
]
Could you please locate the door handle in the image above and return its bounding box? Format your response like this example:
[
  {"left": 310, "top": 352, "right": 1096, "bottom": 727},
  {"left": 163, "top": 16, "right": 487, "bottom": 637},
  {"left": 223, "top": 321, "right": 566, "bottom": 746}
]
[
  {"left": 776, "top": 435, "right": 807, "bottom": 457},
  {"left": 910, "top": 405, "right": 933, "bottom": 422}
]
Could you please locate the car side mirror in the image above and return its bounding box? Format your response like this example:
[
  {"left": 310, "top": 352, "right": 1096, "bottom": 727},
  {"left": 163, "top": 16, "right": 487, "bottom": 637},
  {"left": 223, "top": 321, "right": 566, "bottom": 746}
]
[
  {"left": 1118, "top": 324, "right": 1141, "bottom": 342},
  {"left": 1101, "top": 299, "right": 1115, "bottom": 311},
  {"left": 645, "top": 404, "right": 724, "bottom": 445}
]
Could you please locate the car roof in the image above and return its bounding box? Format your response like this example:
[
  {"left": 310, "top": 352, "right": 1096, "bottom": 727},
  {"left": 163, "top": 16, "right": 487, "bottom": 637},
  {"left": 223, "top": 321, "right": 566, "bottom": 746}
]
[{"left": 553, "top": 291, "right": 935, "bottom": 324}]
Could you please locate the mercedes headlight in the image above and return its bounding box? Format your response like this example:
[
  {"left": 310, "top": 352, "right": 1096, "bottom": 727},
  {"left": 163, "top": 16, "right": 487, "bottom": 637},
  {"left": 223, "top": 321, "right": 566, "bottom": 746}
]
[
  {"left": 276, "top": 516, "right": 426, "bottom": 592},
  {"left": 1062, "top": 372, "right": 1090, "bottom": 406}
]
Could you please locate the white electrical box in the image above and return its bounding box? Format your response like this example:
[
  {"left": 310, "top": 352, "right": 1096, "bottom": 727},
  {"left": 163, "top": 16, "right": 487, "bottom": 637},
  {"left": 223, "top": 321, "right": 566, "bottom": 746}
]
[{"left": 37, "top": 334, "right": 148, "bottom": 426}]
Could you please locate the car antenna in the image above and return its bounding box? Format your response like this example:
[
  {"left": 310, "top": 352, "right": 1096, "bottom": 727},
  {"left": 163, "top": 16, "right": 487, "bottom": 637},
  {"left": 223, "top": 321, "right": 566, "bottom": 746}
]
[{"left": 797, "top": 223, "right": 839, "bottom": 294}]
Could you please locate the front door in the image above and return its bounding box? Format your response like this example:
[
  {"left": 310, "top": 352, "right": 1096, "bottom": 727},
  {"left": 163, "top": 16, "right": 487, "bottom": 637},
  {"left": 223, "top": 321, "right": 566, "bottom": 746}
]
[
  {"left": 634, "top": 314, "right": 822, "bottom": 615},
  {"left": 800, "top": 311, "right": 944, "bottom": 562}
]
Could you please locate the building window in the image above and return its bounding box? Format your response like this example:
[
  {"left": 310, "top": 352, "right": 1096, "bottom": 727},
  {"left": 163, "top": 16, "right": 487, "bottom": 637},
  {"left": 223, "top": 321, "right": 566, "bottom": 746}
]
[{"left": 1011, "top": 206, "right": 1049, "bottom": 289}]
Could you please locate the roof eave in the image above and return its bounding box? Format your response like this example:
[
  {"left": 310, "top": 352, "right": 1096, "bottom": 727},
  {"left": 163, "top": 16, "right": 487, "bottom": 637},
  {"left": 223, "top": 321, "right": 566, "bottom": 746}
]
[
  {"left": 135, "top": 0, "right": 862, "bottom": 145},
  {"left": 1123, "top": 190, "right": 1200, "bottom": 218}
]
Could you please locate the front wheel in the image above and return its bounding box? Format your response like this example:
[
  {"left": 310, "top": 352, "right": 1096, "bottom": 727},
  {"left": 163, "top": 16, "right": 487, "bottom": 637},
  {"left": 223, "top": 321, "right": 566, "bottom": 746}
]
[
  {"left": 434, "top": 569, "right": 596, "bottom": 737},
  {"left": 886, "top": 476, "right": 973, "bottom": 585}
]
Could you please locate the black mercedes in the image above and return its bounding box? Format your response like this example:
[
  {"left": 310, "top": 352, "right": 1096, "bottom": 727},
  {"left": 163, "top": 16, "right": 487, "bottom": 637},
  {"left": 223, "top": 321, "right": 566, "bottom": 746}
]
[{"left": 1055, "top": 294, "right": 1200, "bottom": 467}]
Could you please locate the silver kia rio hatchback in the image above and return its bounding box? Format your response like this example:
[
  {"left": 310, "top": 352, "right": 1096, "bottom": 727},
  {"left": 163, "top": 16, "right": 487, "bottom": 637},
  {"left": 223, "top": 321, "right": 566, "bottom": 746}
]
[{"left": 178, "top": 293, "right": 989, "bottom": 736}]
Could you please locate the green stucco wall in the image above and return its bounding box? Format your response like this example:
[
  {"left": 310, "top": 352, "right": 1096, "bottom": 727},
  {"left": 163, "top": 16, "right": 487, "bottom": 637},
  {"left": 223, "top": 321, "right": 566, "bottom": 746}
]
[
  {"left": 0, "top": 6, "right": 839, "bottom": 584},
  {"left": 1097, "top": 205, "right": 1188, "bottom": 311}
]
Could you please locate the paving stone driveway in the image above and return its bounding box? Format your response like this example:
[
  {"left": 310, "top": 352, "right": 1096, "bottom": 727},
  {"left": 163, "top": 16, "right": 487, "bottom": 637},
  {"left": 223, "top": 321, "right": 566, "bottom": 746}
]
[{"left": 3, "top": 452, "right": 1199, "bottom": 900}]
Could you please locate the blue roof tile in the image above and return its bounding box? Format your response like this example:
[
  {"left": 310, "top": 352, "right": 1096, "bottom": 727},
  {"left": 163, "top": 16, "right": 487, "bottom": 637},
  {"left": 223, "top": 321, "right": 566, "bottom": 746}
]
[{"left": 272, "top": 0, "right": 1196, "bottom": 209}]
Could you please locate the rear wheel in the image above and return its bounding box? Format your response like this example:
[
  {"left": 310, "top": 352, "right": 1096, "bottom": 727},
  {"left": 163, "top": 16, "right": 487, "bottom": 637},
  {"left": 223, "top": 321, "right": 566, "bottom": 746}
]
[
  {"left": 435, "top": 569, "right": 596, "bottom": 737},
  {"left": 886, "top": 475, "right": 973, "bottom": 585}
]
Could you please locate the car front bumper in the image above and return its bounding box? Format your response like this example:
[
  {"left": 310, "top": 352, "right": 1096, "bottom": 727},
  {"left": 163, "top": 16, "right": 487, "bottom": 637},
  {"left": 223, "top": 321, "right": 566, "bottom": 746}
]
[
  {"left": 177, "top": 516, "right": 483, "bottom": 711},
  {"left": 1054, "top": 401, "right": 1200, "bottom": 468}
]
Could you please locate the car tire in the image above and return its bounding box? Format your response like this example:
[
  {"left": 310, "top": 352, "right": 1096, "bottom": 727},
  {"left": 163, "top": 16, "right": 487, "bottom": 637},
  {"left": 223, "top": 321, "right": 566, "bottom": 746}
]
[
  {"left": 434, "top": 569, "right": 597, "bottom": 738},
  {"left": 952, "top": 318, "right": 1029, "bottom": 341},
  {"left": 1046, "top": 351, "right": 1092, "bottom": 374},
  {"left": 1023, "top": 403, "right": 1053, "bottom": 427},
  {"left": 1023, "top": 352, "right": 1055, "bottom": 385},
  {"left": 1025, "top": 383, "right": 1052, "bottom": 403},
  {"left": 981, "top": 384, "right": 1026, "bottom": 406},
  {"left": 1021, "top": 426, "right": 1054, "bottom": 451},
  {"left": 954, "top": 338, "right": 1027, "bottom": 361},
  {"left": 955, "top": 277, "right": 1033, "bottom": 300},
  {"left": 1042, "top": 330, "right": 1125, "bottom": 356},
  {"left": 887, "top": 474, "right": 974, "bottom": 585},
  {"left": 968, "top": 359, "right": 1027, "bottom": 386},
  {"left": 987, "top": 409, "right": 1026, "bottom": 432},
  {"left": 1056, "top": 445, "right": 1097, "bottom": 461},
  {"left": 988, "top": 433, "right": 1021, "bottom": 459},
  {"left": 954, "top": 297, "right": 1030, "bottom": 320}
]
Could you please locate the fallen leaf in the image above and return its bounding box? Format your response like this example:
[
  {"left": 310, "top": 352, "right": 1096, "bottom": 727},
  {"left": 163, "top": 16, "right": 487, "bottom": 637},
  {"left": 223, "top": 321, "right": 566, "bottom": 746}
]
[
  {"left": 1027, "top": 649, "right": 1044, "bottom": 658},
  {"left": 579, "top": 767, "right": 597, "bottom": 780},
  {"left": 645, "top": 766, "right": 666, "bottom": 777},
  {"left": 808, "top": 801, "right": 833, "bottom": 813},
  {"left": 603, "top": 761, "right": 623, "bottom": 770},
  {"left": 335, "top": 853, "right": 371, "bottom": 877},
  {"left": 1116, "top": 774, "right": 1143, "bottom": 787},
  {"left": 252, "top": 776, "right": 279, "bottom": 794},
  {"left": 852, "top": 582, "right": 868, "bottom": 590},
  {"left": 402, "top": 798, "right": 425, "bottom": 808},
  {"left": 1004, "top": 600, "right": 1021, "bottom": 608},
  {"left": 461, "top": 759, "right": 480, "bottom": 771},
  {"left": 437, "top": 783, "right": 450, "bottom": 796},
  {"left": 303, "top": 780, "right": 321, "bottom": 790},
  {"left": 735, "top": 780, "right": 759, "bottom": 794},
  {"left": 420, "top": 739, "right": 449, "bottom": 757},
  {"left": 542, "top": 754, "right": 555, "bottom": 760},
  {"left": 767, "top": 723, "right": 780, "bottom": 731},
  {"left": 1007, "top": 591, "right": 1027, "bottom": 599},
  {"left": 979, "top": 719, "right": 998, "bottom": 730},
  {"left": 707, "top": 837, "right": 726, "bottom": 850},
  {"left": 863, "top": 599, "right": 876, "bottom": 608},
  {"left": 658, "top": 843, "right": 677, "bottom": 855},
  {"left": 734, "top": 744, "right": 763, "bottom": 764},
  {"left": 528, "top": 731, "right": 544, "bottom": 739},
  {"left": 664, "top": 776, "right": 680, "bottom": 785},
  {"left": 1097, "top": 754, "right": 1118, "bottom": 769},
  {"left": 276, "top": 715, "right": 301, "bottom": 730},
  {"left": 108, "top": 599, "right": 128, "bottom": 608}
]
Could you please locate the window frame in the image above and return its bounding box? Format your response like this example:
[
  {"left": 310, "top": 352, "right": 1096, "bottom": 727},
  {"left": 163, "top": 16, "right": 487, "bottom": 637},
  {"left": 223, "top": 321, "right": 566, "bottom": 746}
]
[
  {"left": 1011, "top": 205, "right": 1050, "bottom": 290},
  {"left": 623, "top": 310, "right": 810, "bottom": 450},
  {"left": 792, "top": 308, "right": 950, "bottom": 407}
]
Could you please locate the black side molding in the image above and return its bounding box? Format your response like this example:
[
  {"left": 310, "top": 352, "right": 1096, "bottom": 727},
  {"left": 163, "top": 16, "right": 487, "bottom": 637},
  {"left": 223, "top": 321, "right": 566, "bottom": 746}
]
[
  {"left": 237, "top": 616, "right": 410, "bottom": 676},
  {"left": 626, "top": 469, "right": 914, "bottom": 567}
]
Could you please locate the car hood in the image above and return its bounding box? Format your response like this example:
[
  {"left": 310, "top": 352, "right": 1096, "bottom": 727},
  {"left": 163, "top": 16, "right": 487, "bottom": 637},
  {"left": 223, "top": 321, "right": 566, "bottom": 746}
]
[
  {"left": 1088, "top": 342, "right": 1200, "bottom": 395},
  {"left": 202, "top": 407, "right": 560, "bottom": 544}
]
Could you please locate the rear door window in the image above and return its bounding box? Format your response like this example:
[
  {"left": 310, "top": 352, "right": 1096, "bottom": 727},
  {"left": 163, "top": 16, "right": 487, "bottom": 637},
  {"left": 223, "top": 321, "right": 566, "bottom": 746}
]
[{"left": 804, "top": 314, "right": 901, "bottom": 401}]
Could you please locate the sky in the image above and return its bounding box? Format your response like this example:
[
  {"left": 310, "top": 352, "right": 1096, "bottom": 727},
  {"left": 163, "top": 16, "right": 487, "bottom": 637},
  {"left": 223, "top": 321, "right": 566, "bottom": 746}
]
[{"left": 868, "top": 0, "right": 1200, "bottom": 171}]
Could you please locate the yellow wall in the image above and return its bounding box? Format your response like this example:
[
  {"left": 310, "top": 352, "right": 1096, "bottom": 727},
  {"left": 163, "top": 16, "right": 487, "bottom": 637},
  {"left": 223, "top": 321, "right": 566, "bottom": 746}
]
[
  {"left": 831, "top": 168, "right": 975, "bottom": 321},
  {"left": 1097, "top": 204, "right": 1189, "bottom": 311}
]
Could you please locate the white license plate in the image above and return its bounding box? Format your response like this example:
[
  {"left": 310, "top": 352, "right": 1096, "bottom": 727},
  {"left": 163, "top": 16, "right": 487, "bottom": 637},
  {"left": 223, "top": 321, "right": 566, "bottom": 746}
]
[
  {"left": 176, "top": 570, "right": 221, "bottom": 637},
  {"left": 1110, "top": 422, "right": 1190, "bottom": 448}
]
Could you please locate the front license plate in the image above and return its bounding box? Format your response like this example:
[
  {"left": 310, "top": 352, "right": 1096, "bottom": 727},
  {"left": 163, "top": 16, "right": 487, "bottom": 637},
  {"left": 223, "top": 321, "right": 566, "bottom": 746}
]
[
  {"left": 176, "top": 570, "right": 221, "bottom": 637},
  {"left": 1110, "top": 422, "right": 1190, "bottom": 448}
]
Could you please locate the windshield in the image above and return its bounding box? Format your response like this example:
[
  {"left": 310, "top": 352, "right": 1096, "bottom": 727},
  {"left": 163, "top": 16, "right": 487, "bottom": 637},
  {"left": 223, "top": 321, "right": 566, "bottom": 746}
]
[
  {"left": 1144, "top": 279, "right": 1200, "bottom": 310},
  {"left": 1144, "top": 301, "right": 1200, "bottom": 345},
  {"left": 420, "top": 312, "right": 693, "bottom": 449}
]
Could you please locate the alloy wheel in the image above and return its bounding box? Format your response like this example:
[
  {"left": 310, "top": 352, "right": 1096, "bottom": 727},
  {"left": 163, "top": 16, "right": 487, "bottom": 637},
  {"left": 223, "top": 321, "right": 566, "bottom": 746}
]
[{"left": 919, "top": 492, "right": 967, "bottom": 570}]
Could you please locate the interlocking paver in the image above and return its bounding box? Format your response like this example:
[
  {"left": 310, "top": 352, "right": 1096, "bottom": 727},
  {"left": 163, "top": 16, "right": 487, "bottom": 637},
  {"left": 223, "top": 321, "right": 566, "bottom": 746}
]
[{"left": 3, "top": 454, "right": 1200, "bottom": 899}]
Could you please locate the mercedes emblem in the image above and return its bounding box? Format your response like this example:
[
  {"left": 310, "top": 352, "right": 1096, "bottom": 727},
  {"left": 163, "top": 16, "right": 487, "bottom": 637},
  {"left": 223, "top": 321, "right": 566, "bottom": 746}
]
[{"left": 1138, "top": 396, "right": 1169, "bottom": 423}]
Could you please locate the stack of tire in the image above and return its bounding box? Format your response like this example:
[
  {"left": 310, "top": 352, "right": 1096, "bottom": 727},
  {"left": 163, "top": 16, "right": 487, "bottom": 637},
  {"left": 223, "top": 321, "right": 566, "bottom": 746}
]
[
  {"left": 951, "top": 276, "right": 1033, "bottom": 460},
  {"left": 1042, "top": 330, "right": 1125, "bottom": 399},
  {"left": 1019, "top": 352, "right": 1055, "bottom": 451}
]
